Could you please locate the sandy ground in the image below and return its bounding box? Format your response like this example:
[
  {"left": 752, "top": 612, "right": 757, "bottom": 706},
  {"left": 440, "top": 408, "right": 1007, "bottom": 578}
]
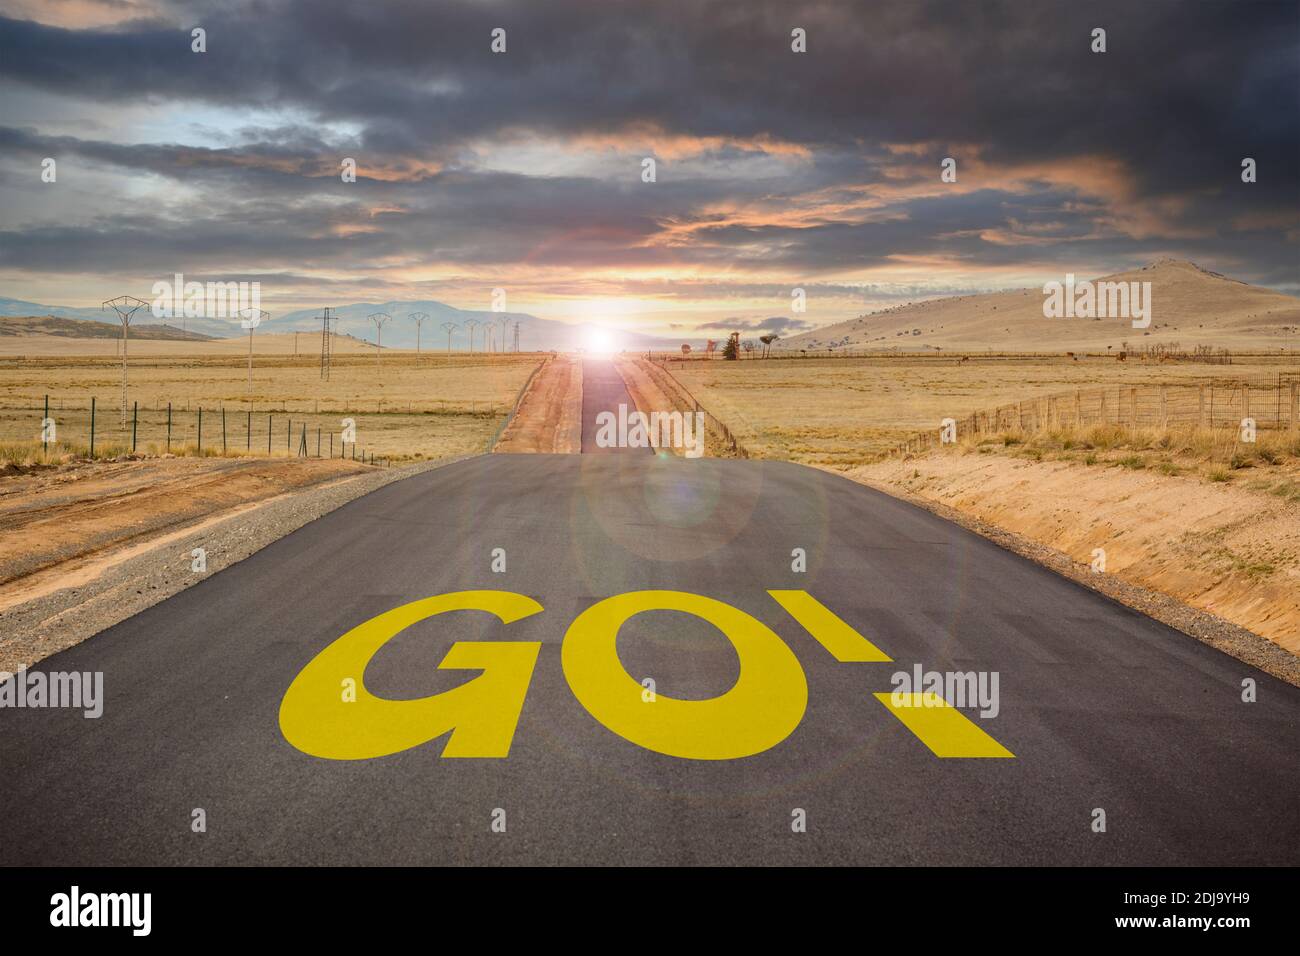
[
  {"left": 493, "top": 355, "right": 582, "bottom": 453},
  {"left": 615, "top": 357, "right": 689, "bottom": 455},
  {"left": 0, "top": 457, "right": 372, "bottom": 594},
  {"left": 852, "top": 451, "right": 1300, "bottom": 659}
]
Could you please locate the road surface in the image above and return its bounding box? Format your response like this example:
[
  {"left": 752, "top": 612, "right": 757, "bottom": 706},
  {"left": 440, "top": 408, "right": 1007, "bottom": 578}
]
[
  {"left": 1, "top": 360, "right": 1298, "bottom": 865},
  {"left": 580, "top": 357, "right": 646, "bottom": 453}
]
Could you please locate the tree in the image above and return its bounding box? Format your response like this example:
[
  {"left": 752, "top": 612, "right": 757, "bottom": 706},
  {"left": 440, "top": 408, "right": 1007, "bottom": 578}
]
[
  {"left": 759, "top": 333, "right": 778, "bottom": 357},
  {"left": 705, "top": 339, "right": 718, "bottom": 359},
  {"left": 723, "top": 331, "right": 740, "bottom": 360},
  {"left": 742, "top": 339, "right": 756, "bottom": 357},
  {"left": 681, "top": 343, "right": 691, "bottom": 356}
]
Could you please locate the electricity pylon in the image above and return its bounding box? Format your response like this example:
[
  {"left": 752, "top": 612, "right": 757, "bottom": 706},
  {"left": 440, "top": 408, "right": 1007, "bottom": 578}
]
[
  {"left": 441, "top": 321, "right": 457, "bottom": 351},
  {"left": 367, "top": 312, "right": 392, "bottom": 369},
  {"left": 318, "top": 307, "right": 336, "bottom": 380},
  {"left": 464, "top": 318, "right": 481, "bottom": 353},
  {"left": 408, "top": 311, "right": 429, "bottom": 355},
  {"left": 102, "top": 296, "right": 148, "bottom": 425},
  {"left": 498, "top": 315, "right": 510, "bottom": 353},
  {"left": 238, "top": 308, "right": 269, "bottom": 393}
]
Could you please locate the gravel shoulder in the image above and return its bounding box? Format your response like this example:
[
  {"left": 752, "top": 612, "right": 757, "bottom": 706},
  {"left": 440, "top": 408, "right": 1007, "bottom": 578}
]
[{"left": 0, "top": 455, "right": 469, "bottom": 672}]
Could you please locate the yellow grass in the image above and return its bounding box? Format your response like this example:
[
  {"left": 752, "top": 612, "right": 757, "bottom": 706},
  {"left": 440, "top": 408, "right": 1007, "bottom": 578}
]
[
  {"left": 0, "top": 351, "right": 542, "bottom": 462},
  {"left": 668, "top": 353, "right": 1300, "bottom": 467},
  {"left": 949, "top": 422, "right": 1300, "bottom": 489}
]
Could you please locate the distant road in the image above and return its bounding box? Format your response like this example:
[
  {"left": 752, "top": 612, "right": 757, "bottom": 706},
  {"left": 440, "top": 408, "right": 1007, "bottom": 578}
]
[
  {"left": 580, "top": 357, "right": 646, "bottom": 453},
  {"left": 1, "top": 360, "right": 1297, "bottom": 865}
]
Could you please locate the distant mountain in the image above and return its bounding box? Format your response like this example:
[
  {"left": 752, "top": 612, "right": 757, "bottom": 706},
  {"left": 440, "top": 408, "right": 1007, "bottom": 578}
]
[
  {"left": 271, "top": 301, "right": 688, "bottom": 352},
  {"left": 0, "top": 314, "right": 214, "bottom": 341},
  {"left": 0, "top": 295, "right": 691, "bottom": 351},
  {"left": 780, "top": 260, "right": 1300, "bottom": 353},
  {"left": 0, "top": 296, "right": 231, "bottom": 337}
]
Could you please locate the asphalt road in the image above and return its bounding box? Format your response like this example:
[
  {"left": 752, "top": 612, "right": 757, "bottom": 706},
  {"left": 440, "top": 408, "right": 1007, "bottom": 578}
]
[
  {"left": 2, "top": 362, "right": 1298, "bottom": 865},
  {"left": 580, "top": 357, "right": 646, "bottom": 453}
]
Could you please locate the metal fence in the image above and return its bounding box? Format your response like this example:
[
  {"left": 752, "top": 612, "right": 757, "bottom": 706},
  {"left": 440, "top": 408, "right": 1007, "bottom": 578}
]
[
  {"left": 2, "top": 396, "right": 390, "bottom": 465},
  {"left": 891, "top": 377, "right": 1300, "bottom": 456}
]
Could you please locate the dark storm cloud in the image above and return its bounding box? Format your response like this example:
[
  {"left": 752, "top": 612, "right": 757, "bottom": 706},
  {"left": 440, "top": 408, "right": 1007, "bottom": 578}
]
[{"left": 0, "top": 0, "right": 1296, "bottom": 284}]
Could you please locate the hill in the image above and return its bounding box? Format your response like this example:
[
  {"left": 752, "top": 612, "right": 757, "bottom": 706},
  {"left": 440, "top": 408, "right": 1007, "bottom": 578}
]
[
  {"left": 0, "top": 315, "right": 214, "bottom": 341},
  {"left": 0, "top": 296, "right": 688, "bottom": 351},
  {"left": 780, "top": 260, "right": 1300, "bottom": 353}
]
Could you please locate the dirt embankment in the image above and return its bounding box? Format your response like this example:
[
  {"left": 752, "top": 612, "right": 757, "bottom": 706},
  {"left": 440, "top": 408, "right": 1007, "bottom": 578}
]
[
  {"left": 0, "top": 457, "right": 370, "bottom": 589},
  {"left": 616, "top": 357, "right": 746, "bottom": 458},
  {"left": 0, "top": 454, "right": 458, "bottom": 672},
  {"left": 493, "top": 354, "right": 582, "bottom": 453},
  {"left": 851, "top": 452, "right": 1300, "bottom": 674}
]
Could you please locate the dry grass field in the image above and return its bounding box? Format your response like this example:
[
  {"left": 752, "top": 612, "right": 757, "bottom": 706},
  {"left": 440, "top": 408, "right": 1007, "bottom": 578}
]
[
  {"left": 667, "top": 353, "right": 1300, "bottom": 467},
  {"left": 0, "top": 348, "right": 543, "bottom": 463}
]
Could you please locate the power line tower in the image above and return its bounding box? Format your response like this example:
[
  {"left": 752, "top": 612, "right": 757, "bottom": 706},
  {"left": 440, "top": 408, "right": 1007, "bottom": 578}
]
[
  {"left": 441, "top": 321, "right": 457, "bottom": 351},
  {"left": 465, "top": 318, "right": 481, "bottom": 353},
  {"left": 102, "top": 296, "right": 148, "bottom": 425},
  {"left": 368, "top": 312, "right": 392, "bottom": 369},
  {"left": 408, "top": 312, "right": 429, "bottom": 356},
  {"left": 498, "top": 316, "right": 510, "bottom": 354},
  {"left": 319, "top": 306, "right": 336, "bottom": 380},
  {"left": 238, "top": 307, "right": 270, "bottom": 394},
  {"left": 513, "top": 320, "right": 521, "bottom": 353}
]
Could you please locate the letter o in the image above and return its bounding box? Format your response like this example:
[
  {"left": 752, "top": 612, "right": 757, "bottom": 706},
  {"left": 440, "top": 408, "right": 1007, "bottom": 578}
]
[{"left": 561, "top": 590, "right": 807, "bottom": 759}]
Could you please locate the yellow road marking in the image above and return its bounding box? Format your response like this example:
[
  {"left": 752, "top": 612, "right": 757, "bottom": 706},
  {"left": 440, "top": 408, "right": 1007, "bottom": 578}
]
[
  {"left": 873, "top": 692, "right": 1015, "bottom": 758},
  {"left": 768, "top": 590, "right": 892, "bottom": 662}
]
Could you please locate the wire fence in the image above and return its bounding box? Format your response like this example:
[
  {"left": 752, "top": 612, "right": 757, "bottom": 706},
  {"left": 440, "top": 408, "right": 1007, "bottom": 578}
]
[
  {"left": 1, "top": 397, "right": 393, "bottom": 466},
  {"left": 890, "top": 375, "right": 1300, "bottom": 456},
  {"left": 638, "top": 357, "right": 749, "bottom": 457}
]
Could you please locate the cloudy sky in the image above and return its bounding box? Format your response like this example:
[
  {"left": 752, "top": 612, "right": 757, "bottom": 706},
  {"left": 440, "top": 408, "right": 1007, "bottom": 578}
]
[{"left": 0, "top": 0, "right": 1296, "bottom": 338}]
